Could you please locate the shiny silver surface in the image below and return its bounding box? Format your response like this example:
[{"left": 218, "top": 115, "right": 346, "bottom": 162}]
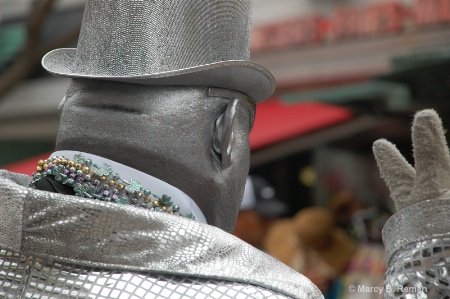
[
  {"left": 42, "top": 0, "right": 275, "bottom": 102},
  {"left": 56, "top": 81, "right": 252, "bottom": 232},
  {"left": 0, "top": 248, "right": 294, "bottom": 299},
  {"left": 384, "top": 238, "right": 450, "bottom": 299},
  {"left": 374, "top": 110, "right": 450, "bottom": 299},
  {"left": 383, "top": 199, "right": 450, "bottom": 298},
  {"left": 10, "top": 0, "right": 318, "bottom": 297},
  {"left": 0, "top": 174, "right": 323, "bottom": 299},
  {"left": 383, "top": 198, "right": 450, "bottom": 264}
]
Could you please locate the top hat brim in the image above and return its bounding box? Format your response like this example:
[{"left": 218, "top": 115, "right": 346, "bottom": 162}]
[{"left": 42, "top": 48, "right": 276, "bottom": 103}]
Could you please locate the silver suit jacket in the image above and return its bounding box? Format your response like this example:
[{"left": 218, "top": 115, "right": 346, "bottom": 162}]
[{"left": 0, "top": 170, "right": 322, "bottom": 299}]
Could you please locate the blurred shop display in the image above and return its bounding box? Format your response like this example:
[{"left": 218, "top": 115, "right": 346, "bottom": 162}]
[
  {"left": 314, "top": 147, "right": 389, "bottom": 209},
  {"left": 251, "top": 0, "right": 450, "bottom": 90},
  {"left": 233, "top": 175, "right": 288, "bottom": 248},
  {"left": 0, "top": 0, "right": 83, "bottom": 98},
  {"left": 263, "top": 206, "right": 386, "bottom": 298},
  {"left": 252, "top": 1, "right": 450, "bottom": 53},
  {"left": 263, "top": 207, "right": 357, "bottom": 295},
  {"left": 340, "top": 244, "right": 386, "bottom": 299}
]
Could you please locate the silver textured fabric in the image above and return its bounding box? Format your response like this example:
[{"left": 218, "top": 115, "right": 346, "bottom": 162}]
[
  {"left": 374, "top": 110, "right": 450, "bottom": 299},
  {"left": 383, "top": 201, "right": 450, "bottom": 298},
  {"left": 0, "top": 176, "right": 25, "bottom": 253},
  {"left": 0, "top": 173, "right": 323, "bottom": 299},
  {"left": 41, "top": 0, "right": 275, "bottom": 102}
]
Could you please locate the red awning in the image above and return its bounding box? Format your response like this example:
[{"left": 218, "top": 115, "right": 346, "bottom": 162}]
[
  {"left": 250, "top": 98, "right": 354, "bottom": 151},
  {"left": 2, "top": 152, "right": 51, "bottom": 175},
  {"left": 3, "top": 99, "right": 353, "bottom": 174}
]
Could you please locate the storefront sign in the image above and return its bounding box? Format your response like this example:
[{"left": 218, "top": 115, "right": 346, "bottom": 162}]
[
  {"left": 251, "top": 0, "right": 450, "bottom": 53},
  {"left": 415, "top": 0, "right": 450, "bottom": 25}
]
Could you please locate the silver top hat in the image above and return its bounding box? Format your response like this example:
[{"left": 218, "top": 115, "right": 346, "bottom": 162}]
[{"left": 42, "top": 0, "right": 275, "bottom": 102}]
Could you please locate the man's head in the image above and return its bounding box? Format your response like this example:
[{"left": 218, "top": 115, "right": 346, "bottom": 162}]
[
  {"left": 56, "top": 79, "right": 254, "bottom": 231},
  {"left": 43, "top": 0, "right": 275, "bottom": 232}
]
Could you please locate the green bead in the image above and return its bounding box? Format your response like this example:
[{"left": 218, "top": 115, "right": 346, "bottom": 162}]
[
  {"left": 161, "top": 195, "right": 173, "bottom": 207},
  {"left": 118, "top": 196, "right": 129, "bottom": 204},
  {"left": 29, "top": 154, "right": 194, "bottom": 220},
  {"left": 73, "top": 153, "right": 85, "bottom": 164},
  {"left": 125, "top": 179, "right": 142, "bottom": 193}
]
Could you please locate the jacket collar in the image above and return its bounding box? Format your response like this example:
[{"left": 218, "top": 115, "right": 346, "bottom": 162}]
[{"left": 52, "top": 150, "right": 207, "bottom": 224}]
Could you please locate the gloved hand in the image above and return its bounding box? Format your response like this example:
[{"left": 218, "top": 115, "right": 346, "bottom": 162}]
[{"left": 373, "top": 109, "right": 450, "bottom": 299}]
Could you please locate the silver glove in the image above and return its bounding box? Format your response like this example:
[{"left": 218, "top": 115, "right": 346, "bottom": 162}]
[{"left": 373, "top": 109, "right": 450, "bottom": 299}]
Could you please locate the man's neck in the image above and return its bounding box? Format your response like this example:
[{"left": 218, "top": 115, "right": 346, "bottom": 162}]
[{"left": 52, "top": 150, "right": 207, "bottom": 223}]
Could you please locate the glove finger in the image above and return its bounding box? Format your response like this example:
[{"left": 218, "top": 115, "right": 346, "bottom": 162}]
[
  {"left": 412, "top": 109, "right": 450, "bottom": 200},
  {"left": 373, "top": 139, "right": 415, "bottom": 210}
]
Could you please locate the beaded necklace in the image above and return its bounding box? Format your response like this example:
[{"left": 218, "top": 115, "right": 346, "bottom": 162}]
[{"left": 30, "top": 153, "right": 195, "bottom": 220}]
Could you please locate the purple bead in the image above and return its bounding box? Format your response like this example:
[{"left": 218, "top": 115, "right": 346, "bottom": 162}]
[
  {"left": 69, "top": 173, "right": 77, "bottom": 179},
  {"left": 76, "top": 177, "right": 85, "bottom": 184},
  {"left": 64, "top": 169, "right": 70, "bottom": 175},
  {"left": 48, "top": 165, "right": 55, "bottom": 170},
  {"left": 103, "top": 190, "right": 110, "bottom": 197},
  {"left": 112, "top": 194, "right": 119, "bottom": 201}
]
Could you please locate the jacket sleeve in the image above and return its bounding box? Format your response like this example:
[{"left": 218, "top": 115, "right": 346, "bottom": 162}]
[{"left": 373, "top": 109, "right": 450, "bottom": 298}]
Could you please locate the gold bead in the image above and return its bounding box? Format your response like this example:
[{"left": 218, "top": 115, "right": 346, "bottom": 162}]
[
  {"left": 38, "top": 160, "right": 45, "bottom": 166},
  {"left": 118, "top": 183, "right": 125, "bottom": 190},
  {"left": 68, "top": 161, "right": 75, "bottom": 167},
  {"left": 36, "top": 166, "right": 43, "bottom": 173},
  {"left": 100, "top": 176, "right": 107, "bottom": 181},
  {"left": 144, "top": 197, "right": 152, "bottom": 203},
  {"left": 42, "top": 164, "right": 48, "bottom": 170},
  {"left": 153, "top": 200, "right": 160, "bottom": 207},
  {"left": 162, "top": 206, "right": 167, "bottom": 211},
  {"left": 75, "top": 163, "right": 82, "bottom": 170},
  {"left": 61, "top": 159, "right": 68, "bottom": 165},
  {"left": 108, "top": 180, "right": 116, "bottom": 186},
  {"left": 83, "top": 166, "right": 90, "bottom": 174},
  {"left": 136, "top": 192, "right": 143, "bottom": 198},
  {"left": 55, "top": 158, "right": 61, "bottom": 164}
]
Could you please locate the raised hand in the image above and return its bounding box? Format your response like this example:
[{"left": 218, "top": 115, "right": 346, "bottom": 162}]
[
  {"left": 374, "top": 109, "right": 450, "bottom": 210},
  {"left": 373, "top": 109, "right": 450, "bottom": 299}
]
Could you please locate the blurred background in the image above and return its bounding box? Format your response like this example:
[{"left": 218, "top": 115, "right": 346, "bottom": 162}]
[{"left": 1, "top": 0, "right": 450, "bottom": 297}]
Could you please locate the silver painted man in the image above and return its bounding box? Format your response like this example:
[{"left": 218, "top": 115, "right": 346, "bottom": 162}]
[{"left": 0, "top": 0, "right": 321, "bottom": 298}]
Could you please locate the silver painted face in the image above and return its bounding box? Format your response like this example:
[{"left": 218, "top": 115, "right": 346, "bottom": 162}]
[{"left": 56, "top": 79, "right": 252, "bottom": 232}]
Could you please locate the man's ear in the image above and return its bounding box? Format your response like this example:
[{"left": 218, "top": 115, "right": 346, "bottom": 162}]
[{"left": 212, "top": 99, "right": 239, "bottom": 169}]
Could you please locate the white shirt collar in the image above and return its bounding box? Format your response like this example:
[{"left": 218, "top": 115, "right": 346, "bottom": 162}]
[
  {"left": 240, "top": 177, "right": 256, "bottom": 210},
  {"left": 52, "top": 150, "right": 207, "bottom": 224}
]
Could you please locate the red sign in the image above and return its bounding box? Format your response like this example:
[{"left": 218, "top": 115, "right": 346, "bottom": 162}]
[
  {"left": 415, "top": 0, "right": 450, "bottom": 25},
  {"left": 251, "top": 16, "right": 326, "bottom": 52},
  {"left": 328, "top": 7, "right": 361, "bottom": 40},
  {"left": 358, "top": 3, "right": 405, "bottom": 36},
  {"left": 251, "top": 0, "right": 450, "bottom": 53}
]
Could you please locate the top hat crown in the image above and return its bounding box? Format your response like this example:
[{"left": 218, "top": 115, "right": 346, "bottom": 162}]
[{"left": 42, "top": 0, "right": 275, "bottom": 102}]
